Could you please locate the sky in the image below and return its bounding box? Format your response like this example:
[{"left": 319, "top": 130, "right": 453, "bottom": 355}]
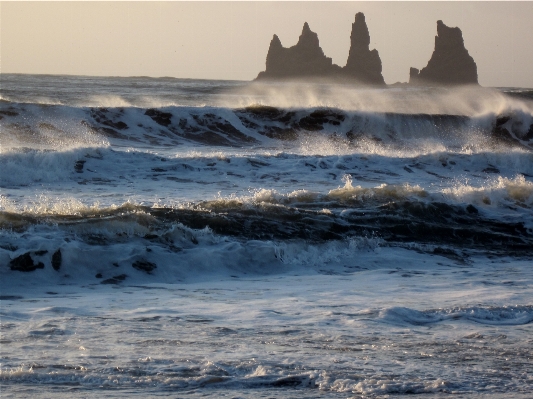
[{"left": 2, "top": 1, "right": 533, "bottom": 87}]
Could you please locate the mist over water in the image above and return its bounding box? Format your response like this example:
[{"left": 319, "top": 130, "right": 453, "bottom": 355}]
[
  {"left": 3, "top": 73, "right": 533, "bottom": 113},
  {"left": 1, "top": 74, "right": 533, "bottom": 398},
  {"left": 229, "top": 82, "right": 532, "bottom": 115}
]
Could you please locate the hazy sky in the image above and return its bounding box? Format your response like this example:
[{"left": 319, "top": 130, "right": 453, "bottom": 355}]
[{"left": 2, "top": 1, "right": 532, "bottom": 87}]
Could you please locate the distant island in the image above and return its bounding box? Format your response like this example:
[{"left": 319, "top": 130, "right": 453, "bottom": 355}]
[{"left": 256, "top": 13, "right": 478, "bottom": 86}]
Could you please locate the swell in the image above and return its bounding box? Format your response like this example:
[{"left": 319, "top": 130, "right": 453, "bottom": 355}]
[{"left": 2, "top": 101, "right": 532, "bottom": 150}]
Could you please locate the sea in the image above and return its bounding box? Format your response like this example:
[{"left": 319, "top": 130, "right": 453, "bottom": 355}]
[{"left": 1, "top": 73, "right": 532, "bottom": 398}]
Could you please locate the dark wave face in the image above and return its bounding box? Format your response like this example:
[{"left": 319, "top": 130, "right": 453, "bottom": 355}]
[
  {"left": 1, "top": 102, "right": 532, "bottom": 150},
  {"left": 2, "top": 197, "right": 532, "bottom": 259}
]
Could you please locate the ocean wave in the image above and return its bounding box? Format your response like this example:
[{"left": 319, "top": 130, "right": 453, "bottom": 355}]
[
  {"left": 2, "top": 140, "right": 532, "bottom": 195},
  {"left": 2, "top": 100, "right": 532, "bottom": 150},
  {"left": 0, "top": 219, "right": 372, "bottom": 284},
  {"left": 2, "top": 192, "right": 532, "bottom": 275}
]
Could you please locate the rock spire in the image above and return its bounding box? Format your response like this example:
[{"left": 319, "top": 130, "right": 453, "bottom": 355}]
[
  {"left": 409, "top": 20, "right": 478, "bottom": 85},
  {"left": 256, "top": 22, "right": 335, "bottom": 80},
  {"left": 256, "top": 13, "right": 383, "bottom": 84},
  {"left": 343, "top": 12, "right": 385, "bottom": 85}
]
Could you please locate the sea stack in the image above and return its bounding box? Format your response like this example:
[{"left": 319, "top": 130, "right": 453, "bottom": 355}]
[
  {"left": 343, "top": 12, "right": 385, "bottom": 85},
  {"left": 256, "top": 22, "right": 338, "bottom": 80},
  {"left": 256, "top": 13, "right": 384, "bottom": 84},
  {"left": 410, "top": 20, "right": 478, "bottom": 86}
]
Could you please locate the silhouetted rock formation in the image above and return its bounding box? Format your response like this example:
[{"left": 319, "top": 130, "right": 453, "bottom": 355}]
[
  {"left": 410, "top": 20, "right": 478, "bottom": 86},
  {"left": 343, "top": 12, "right": 385, "bottom": 85},
  {"left": 256, "top": 14, "right": 384, "bottom": 85},
  {"left": 256, "top": 23, "right": 338, "bottom": 81}
]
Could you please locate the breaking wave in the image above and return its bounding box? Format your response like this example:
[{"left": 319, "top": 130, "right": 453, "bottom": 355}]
[{"left": 2, "top": 99, "right": 532, "bottom": 151}]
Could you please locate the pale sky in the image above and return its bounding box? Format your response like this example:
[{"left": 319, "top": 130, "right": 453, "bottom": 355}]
[{"left": 1, "top": 1, "right": 532, "bottom": 87}]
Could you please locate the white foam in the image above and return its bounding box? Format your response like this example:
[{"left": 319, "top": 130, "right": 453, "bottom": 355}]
[
  {"left": 0, "top": 147, "right": 108, "bottom": 186},
  {"left": 441, "top": 175, "right": 533, "bottom": 208},
  {"left": 328, "top": 174, "right": 427, "bottom": 202}
]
